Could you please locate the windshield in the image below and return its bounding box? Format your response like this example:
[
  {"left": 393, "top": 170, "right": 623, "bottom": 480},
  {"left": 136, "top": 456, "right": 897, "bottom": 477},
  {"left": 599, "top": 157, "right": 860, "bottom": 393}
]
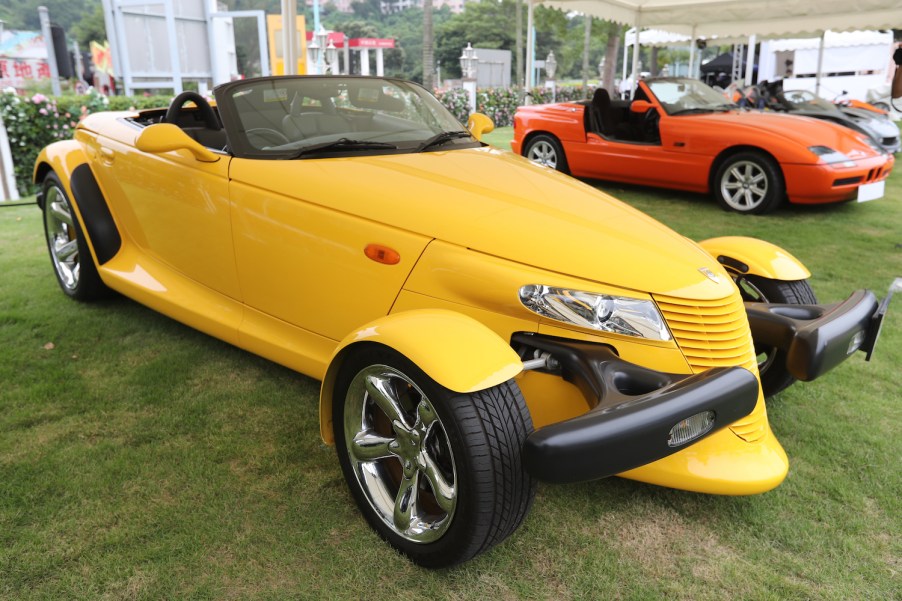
[
  {"left": 214, "top": 76, "right": 476, "bottom": 159},
  {"left": 645, "top": 78, "right": 736, "bottom": 115},
  {"left": 778, "top": 89, "right": 835, "bottom": 112}
]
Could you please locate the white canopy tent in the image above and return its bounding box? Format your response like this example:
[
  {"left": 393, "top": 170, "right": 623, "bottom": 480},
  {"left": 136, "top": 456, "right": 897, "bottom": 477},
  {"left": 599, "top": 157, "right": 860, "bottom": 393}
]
[{"left": 524, "top": 0, "right": 902, "bottom": 95}]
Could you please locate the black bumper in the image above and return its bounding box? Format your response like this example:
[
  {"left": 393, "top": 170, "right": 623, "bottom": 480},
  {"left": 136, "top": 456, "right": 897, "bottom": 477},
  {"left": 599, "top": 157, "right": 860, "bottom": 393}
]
[
  {"left": 745, "top": 288, "right": 891, "bottom": 382},
  {"left": 511, "top": 334, "right": 759, "bottom": 484}
]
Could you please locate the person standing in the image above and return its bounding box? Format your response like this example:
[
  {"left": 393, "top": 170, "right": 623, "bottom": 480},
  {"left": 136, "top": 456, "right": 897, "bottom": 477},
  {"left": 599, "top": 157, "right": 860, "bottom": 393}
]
[{"left": 893, "top": 47, "right": 902, "bottom": 99}]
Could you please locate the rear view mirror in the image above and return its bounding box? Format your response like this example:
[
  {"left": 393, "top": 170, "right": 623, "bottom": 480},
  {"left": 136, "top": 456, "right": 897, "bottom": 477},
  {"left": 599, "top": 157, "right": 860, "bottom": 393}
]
[
  {"left": 135, "top": 123, "right": 220, "bottom": 163},
  {"left": 630, "top": 100, "right": 655, "bottom": 114},
  {"left": 467, "top": 113, "right": 495, "bottom": 141}
]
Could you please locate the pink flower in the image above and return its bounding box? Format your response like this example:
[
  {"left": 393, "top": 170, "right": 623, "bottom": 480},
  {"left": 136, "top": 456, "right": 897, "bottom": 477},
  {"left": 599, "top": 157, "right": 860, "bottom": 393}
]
[
  {"left": 31, "top": 93, "right": 47, "bottom": 104},
  {"left": 39, "top": 108, "right": 47, "bottom": 115}
]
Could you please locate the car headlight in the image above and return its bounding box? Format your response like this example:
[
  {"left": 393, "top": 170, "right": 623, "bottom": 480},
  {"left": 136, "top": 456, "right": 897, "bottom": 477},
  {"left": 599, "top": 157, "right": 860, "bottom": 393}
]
[
  {"left": 808, "top": 145, "right": 855, "bottom": 166},
  {"left": 518, "top": 284, "right": 671, "bottom": 341}
]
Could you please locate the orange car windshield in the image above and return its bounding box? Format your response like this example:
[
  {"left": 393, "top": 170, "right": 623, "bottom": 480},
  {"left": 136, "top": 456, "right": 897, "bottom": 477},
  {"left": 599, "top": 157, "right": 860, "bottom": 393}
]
[{"left": 646, "top": 78, "right": 737, "bottom": 115}]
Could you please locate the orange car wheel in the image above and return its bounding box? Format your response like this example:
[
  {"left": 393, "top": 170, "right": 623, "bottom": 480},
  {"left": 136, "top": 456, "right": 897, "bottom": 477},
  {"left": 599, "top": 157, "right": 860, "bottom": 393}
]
[
  {"left": 524, "top": 134, "right": 569, "bottom": 173},
  {"left": 714, "top": 151, "right": 785, "bottom": 214}
]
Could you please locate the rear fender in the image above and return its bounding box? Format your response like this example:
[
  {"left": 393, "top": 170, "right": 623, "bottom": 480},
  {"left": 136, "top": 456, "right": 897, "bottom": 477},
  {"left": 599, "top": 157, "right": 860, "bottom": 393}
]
[
  {"left": 318, "top": 309, "right": 523, "bottom": 444},
  {"left": 698, "top": 236, "right": 810, "bottom": 281}
]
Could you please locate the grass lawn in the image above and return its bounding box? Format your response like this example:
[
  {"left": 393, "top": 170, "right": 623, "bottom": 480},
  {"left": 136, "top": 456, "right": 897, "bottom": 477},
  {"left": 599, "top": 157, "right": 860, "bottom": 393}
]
[{"left": 1, "top": 134, "right": 900, "bottom": 599}]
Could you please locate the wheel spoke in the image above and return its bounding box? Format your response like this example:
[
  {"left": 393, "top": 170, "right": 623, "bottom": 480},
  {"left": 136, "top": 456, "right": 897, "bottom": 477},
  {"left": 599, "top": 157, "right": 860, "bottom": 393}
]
[
  {"left": 392, "top": 471, "right": 419, "bottom": 532},
  {"left": 421, "top": 452, "right": 455, "bottom": 513},
  {"left": 365, "top": 373, "right": 408, "bottom": 426},
  {"left": 350, "top": 431, "right": 396, "bottom": 462},
  {"left": 49, "top": 202, "right": 72, "bottom": 226},
  {"left": 56, "top": 238, "right": 78, "bottom": 261},
  {"left": 416, "top": 400, "right": 437, "bottom": 429}
]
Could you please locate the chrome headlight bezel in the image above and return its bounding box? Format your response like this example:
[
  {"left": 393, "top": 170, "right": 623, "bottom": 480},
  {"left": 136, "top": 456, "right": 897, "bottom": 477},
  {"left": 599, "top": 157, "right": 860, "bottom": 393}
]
[
  {"left": 518, "top": 284, "right": 672, "bottom": 341},
  {"left": 808, "top": 145, "right": 855, "bottom": 166}
]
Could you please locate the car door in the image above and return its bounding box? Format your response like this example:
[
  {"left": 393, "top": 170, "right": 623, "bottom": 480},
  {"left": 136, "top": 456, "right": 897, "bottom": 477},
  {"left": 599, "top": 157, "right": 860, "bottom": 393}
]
[
  {"left": 87, "top": 131, "right": 242, "bottom": 300},
  {"left": 228, "top": 158, "right": 432, "bottom": 344}
]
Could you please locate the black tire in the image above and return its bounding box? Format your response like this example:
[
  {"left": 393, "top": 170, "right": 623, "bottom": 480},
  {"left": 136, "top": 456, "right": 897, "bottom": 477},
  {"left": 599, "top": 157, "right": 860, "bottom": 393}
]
[
  {"left": 523, "top": 134, "right": 569, "bottom": 173},
  {"left": 713, "top": 151, "right": 785, "bottom": 214},
  {"left": 333, "top": 344, "right": 535, "bottom": 568},
  {"left": 42, "top": 172, "right": 109, "bottom": 301},
  {"left": 736, "top": 275, "right": 817, "bottom": 397}
]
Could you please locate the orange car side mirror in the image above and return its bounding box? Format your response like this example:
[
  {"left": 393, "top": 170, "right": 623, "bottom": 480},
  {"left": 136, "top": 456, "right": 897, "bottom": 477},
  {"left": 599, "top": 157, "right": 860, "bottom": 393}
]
[
  {"left": 135, "top": 123, "right": 220, "bottom": 163},
  {"left": 630, "top": 100, "right": 655, "bottom": 114}
]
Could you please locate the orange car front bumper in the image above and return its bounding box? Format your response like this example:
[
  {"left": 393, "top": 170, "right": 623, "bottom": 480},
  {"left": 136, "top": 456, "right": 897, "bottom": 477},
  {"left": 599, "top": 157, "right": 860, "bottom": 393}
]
[{"left": 783, "top": 153, "right": 894, "bottom": 205}]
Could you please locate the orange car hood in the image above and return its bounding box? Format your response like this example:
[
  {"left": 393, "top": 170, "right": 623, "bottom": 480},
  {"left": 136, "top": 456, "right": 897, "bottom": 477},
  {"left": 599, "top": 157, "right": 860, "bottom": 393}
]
[
  {"left": 232, "top": 147, "right": 733, "bottom": 300},
  {"left": 681, "top": 110, "right": 880, "bottom": 158}
]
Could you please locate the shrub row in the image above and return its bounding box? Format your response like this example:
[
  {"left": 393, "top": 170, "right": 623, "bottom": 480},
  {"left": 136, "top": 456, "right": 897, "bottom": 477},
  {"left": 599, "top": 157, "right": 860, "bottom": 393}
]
[
  {"left": 436, "top": 85, "right": 593, "bottom": 127},
  {"left": 0, "top": 89, "right": 172, "bottom": 195}
]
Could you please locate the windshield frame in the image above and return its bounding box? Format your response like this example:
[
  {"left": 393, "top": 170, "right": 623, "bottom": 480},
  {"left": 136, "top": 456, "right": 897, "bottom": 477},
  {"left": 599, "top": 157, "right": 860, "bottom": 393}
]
[
  {"left": 644, "top": 77, "right": 737, "bottom": 116},
  {"left": 214, "top": 75, "right": 478, "bottom": 159}
]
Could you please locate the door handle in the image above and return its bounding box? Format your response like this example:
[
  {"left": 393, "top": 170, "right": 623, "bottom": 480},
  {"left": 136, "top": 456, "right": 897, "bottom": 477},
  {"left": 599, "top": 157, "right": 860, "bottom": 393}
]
[{"left": 99, "top": 147, "right": 115, "bottom": 163}]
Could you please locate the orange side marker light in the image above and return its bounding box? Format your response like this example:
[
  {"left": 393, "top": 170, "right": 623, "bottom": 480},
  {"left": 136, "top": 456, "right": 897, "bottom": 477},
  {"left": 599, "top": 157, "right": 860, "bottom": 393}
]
[{"left": 364, "top": 244, "right": 401, "bottom": 265}]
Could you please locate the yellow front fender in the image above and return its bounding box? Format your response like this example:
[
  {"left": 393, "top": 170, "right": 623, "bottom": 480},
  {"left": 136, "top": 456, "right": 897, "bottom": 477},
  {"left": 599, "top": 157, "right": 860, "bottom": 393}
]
[
  {"left": 698, "top": 236, "right": 810, "bottom": 281},
  {"left": 33, "top": 140, "right": 89, "bottom": 199},
  {"left": 318, "top": 309, "right": 523, "bottom": 444}
]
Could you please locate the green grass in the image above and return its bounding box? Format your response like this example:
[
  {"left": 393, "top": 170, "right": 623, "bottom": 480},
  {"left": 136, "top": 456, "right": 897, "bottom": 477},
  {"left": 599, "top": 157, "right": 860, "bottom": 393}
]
[{"left": 1, "top": 140, "right": 900, "bottom": 599}]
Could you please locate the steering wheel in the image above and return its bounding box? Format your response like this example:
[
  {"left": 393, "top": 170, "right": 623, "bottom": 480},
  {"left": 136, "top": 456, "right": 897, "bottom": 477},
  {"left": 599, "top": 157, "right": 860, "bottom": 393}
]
[
  {"left": 165, "top": 91, "right": 220, "bottom": 130},
  {"left": 246, "top": 127, "right": 290, "bottom": 148}
]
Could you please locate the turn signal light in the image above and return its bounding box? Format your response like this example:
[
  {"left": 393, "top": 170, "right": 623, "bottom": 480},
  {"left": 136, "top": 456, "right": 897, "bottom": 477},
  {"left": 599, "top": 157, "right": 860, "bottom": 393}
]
[
  {"left": 364, "top": 244, "right": 401, "bottom": 265},
  {"left": 668, "top": 411, "right": 715, "bottom": 447}
]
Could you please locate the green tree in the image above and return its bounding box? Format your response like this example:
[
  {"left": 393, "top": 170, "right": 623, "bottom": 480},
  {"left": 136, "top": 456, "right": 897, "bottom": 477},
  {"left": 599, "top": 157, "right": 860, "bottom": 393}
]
[{"left": 71, "top": 3, "right": 106, "bottom": 47}]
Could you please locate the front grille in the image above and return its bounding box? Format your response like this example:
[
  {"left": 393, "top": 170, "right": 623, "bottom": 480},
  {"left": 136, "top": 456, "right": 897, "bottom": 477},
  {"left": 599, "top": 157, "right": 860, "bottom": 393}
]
[
  {"left": 882, "top": 136, "right": 897, "bottom": 146},
  {"left": 833, "top": 176, "right": 863, "bottom": 187},
  {"left": 654, "top": 289, "right": 767, "bottom": 442}
]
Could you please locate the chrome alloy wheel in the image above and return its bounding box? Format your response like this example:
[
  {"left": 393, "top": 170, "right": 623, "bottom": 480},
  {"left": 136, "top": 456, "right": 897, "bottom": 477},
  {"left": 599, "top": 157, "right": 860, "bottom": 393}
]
[
  {"left": 526, "top": 139, "right": 558, "bottom": 169},
  {"left": 343, "top": 365, "right": 457, "bottom": 543},
  {"left": 720, "top": 160, "right": 769, "bottom": 212},
  {"left": 735, "top": 276, "right": 777, "bottom": 376},
  {"left": 43, "top": 184, "right": 80, "bottom": 293}
]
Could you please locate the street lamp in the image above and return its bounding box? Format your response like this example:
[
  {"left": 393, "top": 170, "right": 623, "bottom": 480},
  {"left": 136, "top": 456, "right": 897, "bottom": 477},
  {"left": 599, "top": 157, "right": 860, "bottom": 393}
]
[
  {"left": 307, "top": 37, "right": 320, "bottom": 75},
  {"left": 314, "top": 27, "right": 328, "bottom": 74},
  {"left": 459, "top": 42, "right": 478, "bottom": 115},
  {"left": 459, "top": 42, "right": 478, "bottom": 79},
  {"left": 544, "top": 51, "right": 557, "bottom": 102},
  {"left": 325, "top": 40, "right": 338, "bottom": 74}
]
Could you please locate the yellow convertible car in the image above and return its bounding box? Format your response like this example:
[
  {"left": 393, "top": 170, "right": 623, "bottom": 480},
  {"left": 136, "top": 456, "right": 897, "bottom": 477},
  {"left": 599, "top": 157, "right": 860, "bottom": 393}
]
[{"left": 35, "top": 76, "right": 891, "bottom": 567}]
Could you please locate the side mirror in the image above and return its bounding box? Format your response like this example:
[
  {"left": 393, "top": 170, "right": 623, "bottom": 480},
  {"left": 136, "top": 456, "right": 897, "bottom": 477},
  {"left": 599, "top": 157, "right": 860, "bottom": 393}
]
[
  {"left": 467, "top": 113, "right": 494, "bottom": 141},
  {"left": 135, "top": 123, "right": 220, "bottom": 163},
  {"left": 630, "top": 100, "right": 655, "bottom": 114}
]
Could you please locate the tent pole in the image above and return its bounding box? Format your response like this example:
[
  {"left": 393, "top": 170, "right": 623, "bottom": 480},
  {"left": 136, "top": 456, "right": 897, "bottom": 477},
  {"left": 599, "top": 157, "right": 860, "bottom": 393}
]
[
  {"left": 688, "top": 25, "right": 696, "bottom": 78},
  {"left": 630, "top": 18, "right": 641, "bottom": 98},
  {"left": 622, "top": 28, "right": 630, "bottom": 83},
  {"left": 745, "top": 34, "right": 756, "bottom": 85},
  {"left": 525, "top": 0, "right": 535, "bottom": 104},
  {"left": 815, "top": 30, "right": 826, "bottom": 96}
]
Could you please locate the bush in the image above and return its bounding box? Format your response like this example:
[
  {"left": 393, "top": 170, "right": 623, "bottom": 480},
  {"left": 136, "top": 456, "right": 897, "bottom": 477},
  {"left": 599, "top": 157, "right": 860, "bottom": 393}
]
[
  {"left": 0, "top": 89, "right": 174, "bottom": 195},
  {"left": 437, "top": 85, "right": 593, "bottom": 128}
]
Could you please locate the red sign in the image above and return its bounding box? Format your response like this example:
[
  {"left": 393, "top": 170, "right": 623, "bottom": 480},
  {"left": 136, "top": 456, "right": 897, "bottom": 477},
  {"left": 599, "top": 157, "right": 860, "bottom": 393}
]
[
  {"left": 348, "top": 38, "right": 395, "bottom": 49},
  {"left": 305, "top": 31, "right": 346, "bottom": 46}
]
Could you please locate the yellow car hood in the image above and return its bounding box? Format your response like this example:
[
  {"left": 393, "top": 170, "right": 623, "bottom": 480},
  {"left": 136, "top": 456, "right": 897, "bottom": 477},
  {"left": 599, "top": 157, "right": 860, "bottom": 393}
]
[{"left": 230, "top": 146, "right": 733, "bottom": 300}]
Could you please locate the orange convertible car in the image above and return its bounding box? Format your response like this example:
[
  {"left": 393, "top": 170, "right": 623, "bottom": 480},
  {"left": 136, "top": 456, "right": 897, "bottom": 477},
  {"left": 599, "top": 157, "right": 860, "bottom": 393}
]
[{"left": 512, "top": 77, "right": 894, "bottom": 214}]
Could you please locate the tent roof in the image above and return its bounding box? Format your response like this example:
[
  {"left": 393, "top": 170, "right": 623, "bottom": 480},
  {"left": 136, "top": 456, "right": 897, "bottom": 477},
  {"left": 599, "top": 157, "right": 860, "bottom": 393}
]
[{"left": 539, "top": 0, "right": 902, "bottom": 39}]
